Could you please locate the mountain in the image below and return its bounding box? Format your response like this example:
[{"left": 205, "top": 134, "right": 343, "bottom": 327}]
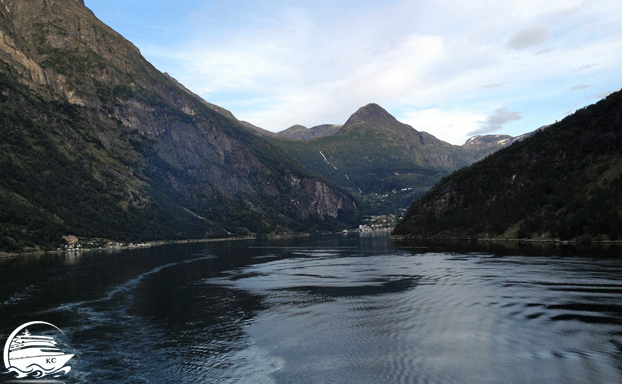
[
  {"left": 241, "top": 121, "right": 275, "bottom": 137},
  {"left": 0, "top": 0, "right": 359, "bottom": 252},
  {"left": 462, "top": 129, "right": 543, "bottom": 159},
  {"left": 245, "top": 123, "right": 342, "bottom": 141},
  {"left": 265, "top": 103, "right": 484, "bottom": 214},
  {"left": 263, "top": 104, "right": 538, "bottom": 215},
  {"left": 461, "top": 134, "right": 514, "bottom": 159},
  {"left": 393, "top": 90, "right": 622, "bottom": 242},
  {"left": 275, "top": 124, "right": 343, "bottom": 141},
  {"left": 277, "top": 125, "right": 309, "bottom": 139}
]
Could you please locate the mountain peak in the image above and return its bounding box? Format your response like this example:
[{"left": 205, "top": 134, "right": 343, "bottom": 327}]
[
  {"left": 343, "top": 103, "right": 398, "bottom": 128},
  {"left": 285, "top": 124, "right": 309, "bottom": 132}
]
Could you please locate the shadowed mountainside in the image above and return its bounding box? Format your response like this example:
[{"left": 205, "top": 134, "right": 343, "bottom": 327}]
[
  {"left": 393, "top": 90, "right": 622, "bottom": 242},
  {"left": 0, "top": 0, "right": 359, "bottom": 252}
]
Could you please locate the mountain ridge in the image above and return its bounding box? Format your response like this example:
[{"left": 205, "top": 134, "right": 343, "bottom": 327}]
[
  {"left": 252, "top": 103, "right": 533, "bottom": 155},
  {"left": 264, "top": 104, "right": 485, "bottom": 214},
  {"left": 274, "top": 124, "right": 343, "bottom": 141},
  {"left": 262, "top": 103, "right": 542, "bottom": 215}
]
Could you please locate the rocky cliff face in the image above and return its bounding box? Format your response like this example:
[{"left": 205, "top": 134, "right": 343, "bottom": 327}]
[
  {"left": 0, "top": 0, "right": 359, "bottom": 251},
  {"left": 285, "top": 174, "right": 352, "bottom": 219}
]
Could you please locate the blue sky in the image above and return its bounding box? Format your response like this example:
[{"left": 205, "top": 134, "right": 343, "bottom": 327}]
[{"left": 85, "top": 0, "right": 622, "bottom": 144}]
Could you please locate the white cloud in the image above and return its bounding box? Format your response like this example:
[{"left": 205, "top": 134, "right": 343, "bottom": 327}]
[
  {"left": 401, "top": 108, "right": 487, "bottom": 145},
  {"left": 571, "top": 84, "right": 591, "bottom": 91},
  {"left": 133, "top": 0, "right": 622, "bottom": 143},
  {"left": 317, "top": 34, "right": 446, "bottom": 105},
  {"left": 468, "top": 108, "right": 522, "bottom": 136},
  {"left": 506, "top": 27, "right": 549, "bottom": 50},
  {"left": 159, "top": 10, "right": 447, "bottom": 131}
]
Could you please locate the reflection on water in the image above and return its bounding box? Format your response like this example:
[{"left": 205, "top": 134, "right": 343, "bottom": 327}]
[{"left": 1, "top": 236, "right": 622, "bottom": 383}]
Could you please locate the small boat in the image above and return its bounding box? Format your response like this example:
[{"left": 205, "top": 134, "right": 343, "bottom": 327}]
[{"left": 7, "top": 329, "right": 73, "bottom": 374}]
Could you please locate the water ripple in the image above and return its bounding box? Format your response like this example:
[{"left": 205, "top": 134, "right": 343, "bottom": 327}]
[
  {"left": 4, "top": 238, "right": 622, "bottom": 383},
  {"left": 204, "top": 248, "right": 622, "bottom": 384}
]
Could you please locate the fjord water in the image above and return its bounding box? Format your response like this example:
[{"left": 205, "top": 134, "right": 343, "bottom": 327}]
[{"left": 1, "top": 235, "right": 622, "bottom": 383}]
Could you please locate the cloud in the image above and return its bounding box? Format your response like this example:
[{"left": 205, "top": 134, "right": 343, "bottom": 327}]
[
  {"left": 177, "top": 20, "right": 446, "bottom": 131},
  {"left": 506, "top": 27, "right": 549, "bottom": 49},
  {"left": 571, "top": 84, "right": 591, "bottom": 91},
  {"left": 468, "top": 108, "right": 522, "bottom": 136},
  {"left": 132, "top": 0, "right": 622, "bottom": 144},
  {"left": 536, "top": 47, "right": 553, "bottom": 55},
  {"left": 401, "top": 108, "right": 487, "bottom": 145},
  {"left": 482, "top": 83, "right": 502, "bottom": 89},
  {"left": 592, "top": 89, "right": 616, "bottom": 100},
  {"left": 573, "top": 63, "right": 598, "bottom": 71}
]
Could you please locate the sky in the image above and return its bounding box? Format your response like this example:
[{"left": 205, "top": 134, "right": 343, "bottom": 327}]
[{"left": 84, "top": 0, "right": 622, "bottom": 145}]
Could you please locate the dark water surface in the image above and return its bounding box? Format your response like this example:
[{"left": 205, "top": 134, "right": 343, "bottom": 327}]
[{"left": 1, "top": 235, "right": 622, "bottom": 383}]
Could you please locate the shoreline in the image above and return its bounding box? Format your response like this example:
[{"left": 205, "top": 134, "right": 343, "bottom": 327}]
[
  {"left": 0, "top": 232, "right": 324, "bottom": 259},
  {"left": 0, "top": 235, "right": 257, "bottom": 259},
  {"left": 5, "top": 232, "right": 622, "bottom": 259},
  {"left": 391, "top": 235, "right": 622, "bottom": 246}
]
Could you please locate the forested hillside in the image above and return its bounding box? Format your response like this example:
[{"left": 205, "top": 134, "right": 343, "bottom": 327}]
[{"left": 393, "top": 89, "right": 622, "bottom": 242}]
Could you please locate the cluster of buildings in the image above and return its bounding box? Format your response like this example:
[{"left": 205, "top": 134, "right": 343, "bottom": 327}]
[
  {"left": 354, "top": 215, "right": 398, "bottom": 233},
  {"left": 59, "top": 235, "right": 150, "bottom": 251}
]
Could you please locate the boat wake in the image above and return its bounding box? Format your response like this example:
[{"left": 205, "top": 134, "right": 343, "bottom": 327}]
[{"left": 40, "top": 253, "right": 218, "bottom": 314}]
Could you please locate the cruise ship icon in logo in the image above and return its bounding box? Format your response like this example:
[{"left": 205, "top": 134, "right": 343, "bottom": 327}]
[{"left": 3, "top": 321, "right": 73, "bottom": 378}]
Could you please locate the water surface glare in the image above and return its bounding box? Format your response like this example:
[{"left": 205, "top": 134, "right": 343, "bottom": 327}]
[{"left": 1, "top": 235, "right": 622, "bottom": 383}]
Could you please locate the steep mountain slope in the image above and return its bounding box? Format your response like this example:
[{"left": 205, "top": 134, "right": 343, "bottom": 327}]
[
  {"left": 266, "top": 104, "right": 476, "bottom": 214},
  {"left": 393, "top": 90, "right": 622, "bottom": 241},
  {"left": 0, "top": 0, "right": 359, "bottom": 252}
]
